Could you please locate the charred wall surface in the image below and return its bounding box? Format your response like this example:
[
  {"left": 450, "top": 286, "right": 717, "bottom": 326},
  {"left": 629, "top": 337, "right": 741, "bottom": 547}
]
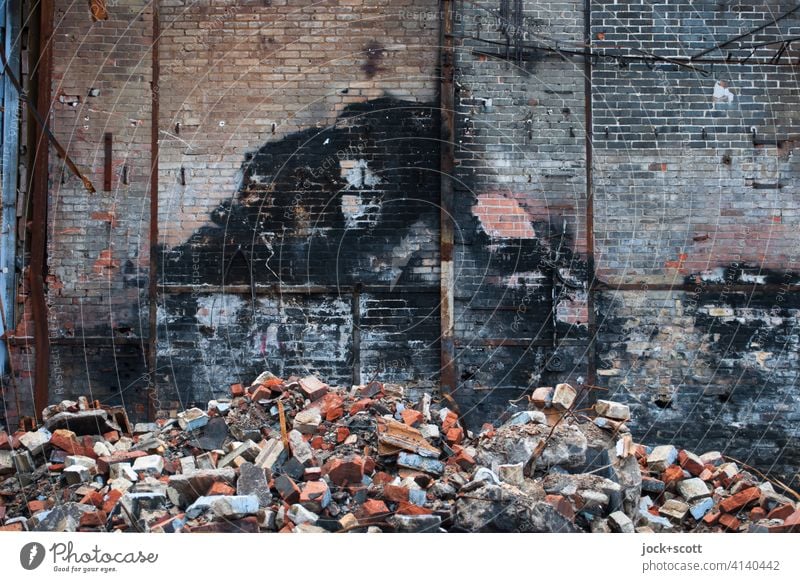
[
  {"left": 592, "top": 1, "right": 800, "bottom": 483},
  {"left": 451, "top": 0, "right": 590, "bottom": 428},
  {"left": 157, "top": 98, "right": 442, "bottom": 408},
  {"left": 3, "top": 0, "right": 799, "bottom": 485}
]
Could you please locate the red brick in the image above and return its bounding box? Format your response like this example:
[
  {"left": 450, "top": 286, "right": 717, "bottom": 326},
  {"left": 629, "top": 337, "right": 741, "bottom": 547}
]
[
  {"left": 445, "top": 427, "right": 464, "bottom": 445},
  {"left": 784, "top": 510, "right": 800, "bottom": 532},
  {"left": 448, "top": 448, "right": 476, "bottom": 471},
  {"left": 718, "top": 513, "right": 740, "bottom": 531},
  {"left": 442, "top": 411, "right": 459, "bottom": 432},
  {"left": 325, "top": 406, "right": 344, "bottom": 422},
  {"left": 50, "top": 429, "right": 90, "bottom": 456},
  {"left": 357, "top": 499, "right": 390, "bottom": 523},
  {"left": 275, "top": 475, "right": 301, "bottom": 504},
  {"left": 396, "top": 501, "right": 432, "bottom": 516},
  {"left": 661, "top": 465, "right": 684, "bottom": 485},
  {"left": 372, "top": 471, "right": 394, "bottom": 486},
  {"left": 401, "top": 409, "right": 423, "bottom": 427},
  {"left": 349, "top": 398, "right": 373, "bottom": 415},
  {"left": 323, "top": 456, "right": 364, "bottom": 487},
  {"left": 336, "top": 427, "right": 350, "bottom": 443},
  {"left": 102, "top": 489, "right": 123, "bottom": 513},
  {"left": 28, "top": 500, "right": 47, "bottom": 513},
  {"left": 383, "top": 484, "right": 409, "bottom": 503},
  {"left": 310, "top": 435, "right": 325, "bottom": 450},
  {"left": 699, "top": 468, "right": 714, "bottom": 482},
  {"left": 299, "top": 480, "right": 330, "bottom": 510},
  {"left": 719, "top": 487, "right": 761, "bottom": 513},
  {"left": 0, "top": 432, "right": 10, "bottom": 450},
  {"left": 703, "top": 510, "right": 721, "bottom": 526},
  {"left": 749, "top": 507, "right": 766, "bottom": 521},
  {"left": 678, "top": 450, "right": 705, "bottom": 476},
  {"left": 97, "top": 451, "right": 148, "bottom": 475},
  {"left": 207, "top": 482, "right": 236, "bottom": 496},
  {"left": 0, "top": 522, "right": 24, "bottom": 531},
  {"left": 231, "top": 383, "right": 245, "bottom": 397},
  {"left": 102, "top": 431, "right": 120, "bottom": 444},
  {"left": 251, "top": 386, "right": 272, "bottom": 402},
  {"left": 767, "top": 503, "right": 795, "bottom": 521},
  {"left": 546, "top": 494, "right": 575, "bottom": 521}
]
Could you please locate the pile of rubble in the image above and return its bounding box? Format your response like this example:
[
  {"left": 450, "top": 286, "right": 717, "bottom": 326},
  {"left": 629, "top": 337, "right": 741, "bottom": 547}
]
[{"left": 0, "top": 374, "right": 798, "bottom": 533}]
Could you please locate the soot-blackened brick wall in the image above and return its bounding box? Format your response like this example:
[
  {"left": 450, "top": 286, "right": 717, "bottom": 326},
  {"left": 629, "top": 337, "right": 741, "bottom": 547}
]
[
  {"left": 154, "top": 1, "right": 442, "bottom": 407},
  {"left": 593, "top": 0, "right": 800, "bottom": 283},
  {"left": 5, "top": 1, "right": 798, "bottom": 484},
  {"left": 157, "top": 98, "right": 442, "bottom": 408},
  {"left": 592, "top": 1, "right": 800, "bottom": 482},
  {"left": 452, "top": 0, "right": 590, "bottom": 428}
]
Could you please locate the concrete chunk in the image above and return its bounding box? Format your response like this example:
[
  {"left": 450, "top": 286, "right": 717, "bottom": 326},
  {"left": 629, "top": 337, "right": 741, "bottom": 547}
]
[
  {"left": 594, "top": 400, "right": 631, "bottom": 421},
  {"left": 132, "top": 455, "right": 164, "bottom": 474},
  {"left": 254, "top": 438, "right": 287, "bottom": 471},
  {"left": 552, "top": 383, "right": 577, "bottom": 410},
  {"left": 167, "top": 468, "right": 236, "bottom": 507},
  {"left": 177, "top": 408, "right": 209, "bottom": 432},
  {"left": 647, "top": 445, "right": 678, "bottom": 472},
  {"left": 237, "top": 462, "right": 272, "bottom": 507},
  {"left": 608, "top": 510, "right": 635, "bottom": 533},
  {"left": 676, "top": 477, "right": 710, "bottom": 503},
  {"left": 659, "top": 499, "right": 689, "bottom": 522},
  {"left": 19, "top": 429, "right": 51, "bottom": 456},
  {"left": 186, "top": 495, "right": 259, "bottom": 520}
]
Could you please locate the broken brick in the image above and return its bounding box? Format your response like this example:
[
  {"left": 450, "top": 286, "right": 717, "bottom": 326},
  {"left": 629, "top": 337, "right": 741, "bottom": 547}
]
[
  {"left": 718, "top": 513, "right": 740, "bottom": 532},
  {"left": 401, "top": 409, "right": 423, "bottom": 427},
  {"left": 207, "top": 481, "right": 236, "bottom": 496},
  {"left": 383, "top": 484, "right": 409, "bottom": 503},
  {"left": 323, "top": 456, "right": 364, "bottom": 487},
  {"left": 767, "top": 503, "right": 795, "bottom": 521},
  {"left": 102, "top": 489, "right": 123, "bottom": 513},
  {"left": 546, "top": 494, "right": 575, "bottom": 521},
  {"left": 349, "top": 398, "right": 373, "bottom": 415},
  {"left": 661, "top": 465, "right": 685, "bottom": 485},
  {"left": 678, "top": 450, "right": 705, "bottom": 477},
  {"left": 336, "top": 427, "right": 350, "bottom": 443},
  {"left": 445, "top": 427, "right": 463, "bottom": 445},
  {"left": 719, "top": 487, "right": 761, "bottom": 514},
  {"left": 357, "top": 499, "right": 390, "bottom": 523}
]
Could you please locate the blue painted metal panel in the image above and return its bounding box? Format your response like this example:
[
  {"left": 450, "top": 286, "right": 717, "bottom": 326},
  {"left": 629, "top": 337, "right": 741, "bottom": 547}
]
[{"left": 1, "top": 0, "right": 21, "bottom": 376}]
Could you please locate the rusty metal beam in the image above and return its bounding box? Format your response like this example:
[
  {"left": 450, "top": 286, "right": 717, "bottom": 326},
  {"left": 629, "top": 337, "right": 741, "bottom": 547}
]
[
  {"left": 147, "top": 3, "right": 160, "bottom": 421},
  {"left": 352, "top": 283, "right": 361, "bottom": 386},
  {"left": 439, "top": 0, "right": 456, "bottom": 399},
  {"left": 28, "top": 0, "right": 54, "bottom": 423},
  {"left": 103, "top": 132, "right": 112, "bottom": 191}
]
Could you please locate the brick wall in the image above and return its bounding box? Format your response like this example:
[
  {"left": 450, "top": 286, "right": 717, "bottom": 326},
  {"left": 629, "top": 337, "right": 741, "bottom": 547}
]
[
  {"left": 452, "top": 0, "right": 590, "bottom": 427},
  {"left": 591, "top": 0, "right": 800, "bottom": 482},
  {"left": 9, "top": 0, "right": 156, "bottom": 422},
  {"left": 155, "top": 1, "right": 442, "bottom": 408},
  {"left": 3, "top": 0, "right": 798, "bottom": 484}
]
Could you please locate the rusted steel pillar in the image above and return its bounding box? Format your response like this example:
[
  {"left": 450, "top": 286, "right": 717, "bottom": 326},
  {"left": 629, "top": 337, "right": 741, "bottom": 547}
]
[
  {"left": 147, "top": 2, "right": 160, "bottom": 420},
  {"left": 439, "top": 0, "right": 456, "bottom": 399},
  {"left": 30, "top": 0, "right": 54, "bottom": 422}
]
